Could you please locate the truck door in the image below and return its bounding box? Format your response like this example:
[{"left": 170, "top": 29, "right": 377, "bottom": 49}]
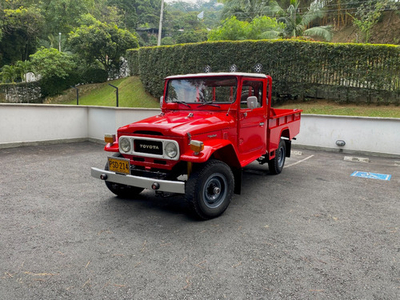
[{"left": 238, "top": 78, "right": 267, "bottom": 160}]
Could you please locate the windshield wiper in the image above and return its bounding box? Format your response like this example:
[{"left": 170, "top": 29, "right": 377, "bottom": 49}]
[
  {"left": 198, "top": 101, "right": 221, "bottom": 108},
  {"left": 173, "top": 101, "right": 191, "bottom": 108}
]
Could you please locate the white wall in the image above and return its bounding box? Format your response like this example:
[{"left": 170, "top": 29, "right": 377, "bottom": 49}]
[
  {"left": 293, "top": 115, "right": 400, "bottom": 156},
  {"left": 0, "top": 104, "right": 160, "bottom": 148},
  {"left": 87, "top": 106, "right": 160, "bottom": 141},
  {"left": 0, "top": 104, "right": 88, "bottom": 147},
  {"left": 1, "top": 104, "right": 399, "bottom": 157}
]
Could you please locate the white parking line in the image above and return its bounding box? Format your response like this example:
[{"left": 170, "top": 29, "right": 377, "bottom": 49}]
[{"left": 285, "top": 155, "right": 314, "bottom": 168}]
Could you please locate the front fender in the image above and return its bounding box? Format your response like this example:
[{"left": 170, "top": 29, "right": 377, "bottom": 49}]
[
  {"left": 104, "top": 142, "right": 119, "bottom": 152},
  {"left": 180, "top": 139, "right": 234, "bottom": 163}
]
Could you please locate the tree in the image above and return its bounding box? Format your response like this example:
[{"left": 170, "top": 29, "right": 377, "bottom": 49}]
[
  {"left": 220, "top": 0, "right": 278, "bottom": 21},
  {"left": 1, "top": 65, "right": 18, "bottom": 83},
  {"left": 92, "top": 0, "right": 125, "bottom": 28},
  {"left": 349, "top": 0, "right": 395, "bottom": 43},
  {"left": 208, "top": 16, "right": 284, "bottom": 41},
  {"left": 0, "top": 6, "right": 44, "bottom": 66},
  {"left": 15, "top": 60, "right": 32, "bottom": 82},
  {"left": 29, "top": 47, "right": 79, "bottom": 97},
  {"left": 248, "top": 15, "right": 285, "bottom": 39},
  {"left": 38, "top": 0, "right": 95, "bottom": 36},
  {"left": 0, "top": 2, "right": 3, "bottom": 41},
  {"left": 166, "top": 0, "right": 223, "bottom": 28},
  {"left": 208, "top": 16, "right": 249, "bottom": 40},
  {"left": 219, "top": 0, "right": 332, "bottom": 41},
  {"left": 176, "top": 30, "right": 208, "bottom": 44},
  {"left": 107, "top": 0, "right": 162, "bottom": 29},
  {"left": 30, "top": 48, "right": 77, "bottom": 79},
  {"left": 0, "top": 0, "right": 37, "bottom": 9},
  {"left": 69, "top": 17, "right": 139, "bottom": 77},
  {"left": 276, "top": 0, "right": 333, "bottom": 41}
]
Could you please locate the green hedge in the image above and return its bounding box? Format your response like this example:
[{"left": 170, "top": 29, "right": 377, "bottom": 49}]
[
  {"left": 126, "top": 40, "right": 400, "bottom": 104},
  {"left": 126, "top": 48, "right": 139, "bottom": 76}
]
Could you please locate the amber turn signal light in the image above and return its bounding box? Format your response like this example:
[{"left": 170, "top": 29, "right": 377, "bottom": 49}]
[
  {"left": 189, "top": 140, "right": 204, "bottom": 154},
  {"left": 104, "top": 134, "right": 116, "bottom": 144}
]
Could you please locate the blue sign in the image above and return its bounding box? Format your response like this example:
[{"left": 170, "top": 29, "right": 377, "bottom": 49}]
[{"left": 351, "top": 171, "right": 391, "bottom": 181}]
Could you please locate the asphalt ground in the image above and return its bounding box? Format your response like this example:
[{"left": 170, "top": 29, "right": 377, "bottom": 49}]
[{"left": 1, "top": 142, "right": 399, "bottom": 300}]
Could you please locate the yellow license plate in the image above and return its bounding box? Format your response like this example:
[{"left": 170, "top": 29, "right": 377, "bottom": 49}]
[{"left": 108, "top": 157, "right": 130, "bottom": 174}]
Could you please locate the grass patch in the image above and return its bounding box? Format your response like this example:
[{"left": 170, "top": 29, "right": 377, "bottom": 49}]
[
  {"left": 45, "top": 76, "right": 159, "bottom": 108},
  {"left": 45, "top": 77, "right": 400, "bottom": 118},
  {"left": 275, "top": 100, "right": 400, "bottom": 118}
]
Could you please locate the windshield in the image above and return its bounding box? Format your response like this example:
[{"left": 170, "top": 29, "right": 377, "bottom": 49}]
[{"left": 166, "top": 77, "right": 237, "bottom": 104}]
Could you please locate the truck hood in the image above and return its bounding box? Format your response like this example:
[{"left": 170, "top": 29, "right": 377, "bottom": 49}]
[{"left": 119, "top": 111, "right": 235, "bottom": 137}]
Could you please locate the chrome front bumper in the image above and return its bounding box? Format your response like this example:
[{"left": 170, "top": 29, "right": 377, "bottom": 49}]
[{"left": 91, "top": 167, "right": 186, "bottom": 194}]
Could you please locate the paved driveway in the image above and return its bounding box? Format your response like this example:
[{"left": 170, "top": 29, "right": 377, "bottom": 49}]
[{"left": 1, "top": 142, "right": 399, "bottom": 299}]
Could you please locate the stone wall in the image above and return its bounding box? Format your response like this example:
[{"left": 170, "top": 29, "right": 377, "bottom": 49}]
[{"left": 0, "top": 82, "right": 42, "bottom": 103}]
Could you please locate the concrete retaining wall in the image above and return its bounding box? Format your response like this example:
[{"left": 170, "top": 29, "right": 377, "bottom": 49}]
[
  {"left": 1, "top": 104, "right": 399, "bottom": 157},
  {"left": 293, "top": 114, "right": 400, "bottom": 157},
  {"left": 0, "top": 104, "right": 88, "bottom": 147},
  {"left": 0, "top": 104, "right": 159, "bottom": 148}
]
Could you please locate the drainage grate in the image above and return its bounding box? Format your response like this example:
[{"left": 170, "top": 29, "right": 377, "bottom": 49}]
[{"left": 344, "top": 156, "right": 370, "bottom": 163}]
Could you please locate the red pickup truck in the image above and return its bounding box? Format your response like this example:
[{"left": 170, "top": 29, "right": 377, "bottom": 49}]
[{"left": 91, "top": 72, "right": 302, "bottom": 219}]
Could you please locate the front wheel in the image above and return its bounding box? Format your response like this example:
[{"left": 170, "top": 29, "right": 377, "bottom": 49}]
[
  {"left": 104, "top": 154, "right": 144, "bottom": 198},
  {"left": 186, "top": 160, "right": 234, "bottom": 220},
  {"left": 268, "top": 139, "right": 286, "bottom": 175}
]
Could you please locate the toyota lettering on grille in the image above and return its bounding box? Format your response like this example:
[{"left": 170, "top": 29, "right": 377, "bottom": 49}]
[
  {"left": 134, "top": 140, "right": 163, "bottom": 155},
  {"left": 140, "top": 144, "right": 160, "bottom": 150}
]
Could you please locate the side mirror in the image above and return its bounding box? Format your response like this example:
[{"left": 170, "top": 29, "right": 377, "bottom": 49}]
[
  {"left": 160, "top": 96, "right": 163, "bottom": 108},
  {"left": 247, "top": 96, "right": 258, "bottom": 110}
]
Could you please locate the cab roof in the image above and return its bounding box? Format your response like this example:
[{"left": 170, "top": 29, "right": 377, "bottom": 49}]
[{"left": 165, "top": 72, "right": 268, "bottom": 80}]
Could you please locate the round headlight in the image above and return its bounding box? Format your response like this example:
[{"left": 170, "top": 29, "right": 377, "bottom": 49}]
[
  {"left": 165, "top": 142, "right": 178, "bottom": 158},
  {"left": 120, "top": 137, "right": 131, "bottom": 153}
]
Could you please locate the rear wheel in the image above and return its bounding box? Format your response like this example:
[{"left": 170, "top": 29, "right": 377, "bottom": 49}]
[
  {"left": 186, "top": 160, "right": 234, "bottom": 220},
  {"left": 104, "top": 154, "right": 144, "bottom": 197},
  {"left": 268, "top": 139, "right": 286, "bottom": 175}
]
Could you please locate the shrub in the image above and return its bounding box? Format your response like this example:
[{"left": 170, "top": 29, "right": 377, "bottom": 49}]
[
  {"left": 81, "top": 68, "right": 108, "bottom": 83},
  {"left": 127, "top": 40, "right": 400, "bottom": 104},
  {"left": 126, "top": 49, "right": 139, "bottom": 76},
  {"left": 40, "top": 72, "right": 81, "bottom": 98}
]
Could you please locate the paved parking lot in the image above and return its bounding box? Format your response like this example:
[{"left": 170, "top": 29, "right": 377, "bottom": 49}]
[{"left": 1, "top": 142, "right": 399, "bottom": 299}]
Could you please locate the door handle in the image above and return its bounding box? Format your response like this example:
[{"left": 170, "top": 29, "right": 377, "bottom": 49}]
[{"left": 259, "top": 122, "right": 264, "bottom": 127}]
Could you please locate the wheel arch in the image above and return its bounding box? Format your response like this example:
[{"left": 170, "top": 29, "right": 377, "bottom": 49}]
[
  {"left": 211, "top": 144, "right": 242, "bottom": 195},
  {"left": 280, "top": 128, "right": 292, "bottom": 158},
  {"left": 211, "top": 144, "right": 241, "bottom": 169}
]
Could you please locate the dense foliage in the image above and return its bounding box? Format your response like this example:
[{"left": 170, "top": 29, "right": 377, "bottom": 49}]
[
  {"left": 219, "top": 0, "right": 334, "bottom": 41},
  {"left": 0, "top": 0, "right": 222, "bottom": 67},
  {"left": 349, "top": 0, "right": 398, "bottom": 43},
  {"left": 127, "top": 40, "right": 400, "bottom": 104},
  {"left": 161, "top": 0, "right": 223, "bottom": 45},
  {"left": 1, "top": 0, "right": 400, "bottom": 102},
  {"left": 69, "top": 16, "right": 138, "bottom": 77},
  {"left": 0, "top": 0, "right": 144, "bottom": 99},
  {"left": 0, "top": 6, "right": 44, "bottom": 65},
  {"left": 208, "top": 16, "right": 285, "bottom": 40}
]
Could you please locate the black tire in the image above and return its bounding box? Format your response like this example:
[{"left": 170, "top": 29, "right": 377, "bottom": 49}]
[
  {"left": 104, "top": 154, "right": 144, "bottom": 198},
  {"left": 186, "top": 160, "right": 234, "bottom": 220},
  {"left": 268, "top": 139, "right": 286, "bottom": 175}
]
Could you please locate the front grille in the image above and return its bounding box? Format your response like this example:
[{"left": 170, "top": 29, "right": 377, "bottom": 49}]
[
  {"left": 119, "top": 136, "right": 180, "bottom": 161},
  {"left": 134, "top": 139, "right": 163, "bottom": 155}
]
